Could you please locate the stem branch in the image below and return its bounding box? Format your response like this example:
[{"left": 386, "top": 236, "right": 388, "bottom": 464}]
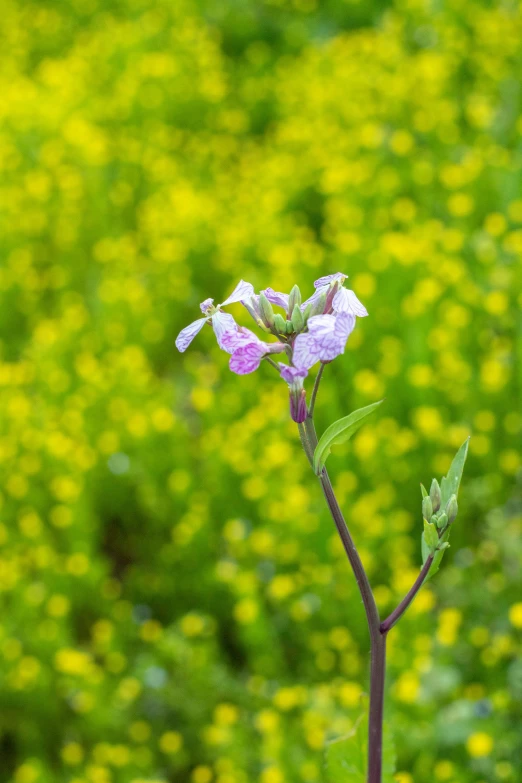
[
  {"left": 264, "top": 356, "right": 281, "bottom": 373},
  {"left": 380, "top": 555, "right": 433, "bottom": 633}
]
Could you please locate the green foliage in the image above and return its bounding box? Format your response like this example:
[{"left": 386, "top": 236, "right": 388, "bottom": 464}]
[
  {"left": 325, "top": 716, "right": 396, "bottom": 782},
  {"left": 313, "top": 401, "right": 384, "bottom": 475}
]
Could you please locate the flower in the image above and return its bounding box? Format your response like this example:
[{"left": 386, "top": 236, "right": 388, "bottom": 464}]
[
  {"left": 175, "top": 280, "right": 254, "bottom": 352},
  {"left": 304, "top": 272, "right": 368, "bottom": 318},
  {"left": 222, "top": 328, "right": 286, "bottom": 374},
  {"left": 279, "top": 364, "right": 308, "bottom": 423},
  {"left": 293, "top": 312, "right": 356, "bottom": 370}
]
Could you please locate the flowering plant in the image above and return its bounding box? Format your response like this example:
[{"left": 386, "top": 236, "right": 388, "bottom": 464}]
[{"left": 177, "top": 275, "right": 469, "bottom": 783}]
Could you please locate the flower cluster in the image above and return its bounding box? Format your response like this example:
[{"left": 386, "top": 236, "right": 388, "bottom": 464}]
[{"left": 176, "top": 274, "right": 368, "bottom": 422}]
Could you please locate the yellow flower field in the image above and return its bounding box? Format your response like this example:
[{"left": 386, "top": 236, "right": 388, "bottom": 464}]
[{"left": 0, "top": 0, "right": 520, "bottom": 781}]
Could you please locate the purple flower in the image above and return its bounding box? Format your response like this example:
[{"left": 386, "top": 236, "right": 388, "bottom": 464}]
[
  {"left": 279, "top": 364, "right": 308, "bottom": 422},
  {"left": 175, "top": 280, "right": 254, "bottom": 352},
  {"left": 302, "top": 272, "right": 367, "bottom": 318},
  {"left": 293, "top": 312, "right": 356, "bottom": 370},
  {"left": 222, "top": 328, "right": 285, "bottom": 375}
]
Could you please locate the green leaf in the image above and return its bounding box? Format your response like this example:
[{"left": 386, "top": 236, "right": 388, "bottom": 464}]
[
  {"left": 325, "top": 714, "right": 396, "bottom": 783},
  {"left": 421, "top": 531, "right": 431, "bottom": 565},
  {"left": 440, "top": 437, "right": 470, "bottom": 507},
  {"left": 426, "top": 529, "right": 451, "bottom": 579},
  {"left": 423, "top": 519, "right": 439, "bottom": 550},
  {"left": 313, "top": 400, "right": 384, "bottom": 475},
  {"left": 325, "top": 719, "right": 365, "bottom": 781}
]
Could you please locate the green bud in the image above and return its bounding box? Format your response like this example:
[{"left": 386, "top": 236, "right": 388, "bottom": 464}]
[
  {"left": 273, "top": 313, "right": 286, "bottom": 333},
  {"left": 302, "top": 302, "right": 313, "bottom": 324},
  {"left": 288, "top": 284, "right": 302, "bottom": 314},
  {"left": 422, "top": 495, "right": 433, "bottom": 521},
  {"left": 291, "top": 304, "right": 304, "bottom": 332},
  {"left": 420, "top": 483, "right": 428, "bottom": 499},
  {"left": 423, "top": 519, "right": 439, "bottom": 550},
  {"left": 430, "top": 478, "right": 441, "bottom": 512},
  {"left": 285, "top": 319, "right": 294, "bottom": 334},
  {"left": 309, "top": 291, "right": 327, "bottom": 317},
  {"left": 436, "top": 512, "right": 448, "bottom": 530},
  {"left": 437, "top": 542, "right": 450, "bottom": 552},
  {"left": 258, "top": 292, "right": 275, "bottom": 328},
  {"left": 446, "top": 494, "right": 458, "bottom": 524}
]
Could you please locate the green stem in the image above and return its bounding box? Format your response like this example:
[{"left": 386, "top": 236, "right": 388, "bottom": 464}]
[
  {"left": 298, "top": 421, "right": 314, "bottom": 467},
  {"left": 264, "top": 356, "right": 281, "bottom": 373},
  {"left": 307, "top": 362, "right": 326, "bottom": 419}
]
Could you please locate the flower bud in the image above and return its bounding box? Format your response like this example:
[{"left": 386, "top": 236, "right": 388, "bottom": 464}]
[
  {"left": 436, "top": 512, "right": 448, "bottom": 530},
  {"left": 291, "top": 304, "right": 304, "bottom": 332},
  {"left": 301, "top": 302, "right": 313, "bottom": 324},
  {"left": 446, "top": 494, "right": 458, "bottom": 524},
  {"left": 273, "top": 313, "right": 286, "bottom": 333},
  {"left": 422, "top": 495, "right": 433, "bottom": 521},
  {"left": 289, "top": 388, "right": 307, "bottom": 423},
  {"left": 258, "top": 292, "right": 275, "bottom": 328},
  {"left": 288, "top": 284, "right": 302, "bottom": 315},
  {"left": 285, "top": 319, "right": 294, "bottom": 334},
  {"left": 309, "top": 291, "right": 327, "bottom": 317},
  {"left": 430, "top": 478, "right": 441, "bottom": 513}
]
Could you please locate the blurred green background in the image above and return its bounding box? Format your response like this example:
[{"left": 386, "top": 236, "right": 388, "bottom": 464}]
[{"left": 0, "top": 0, "right": 521, "bottom": 781}]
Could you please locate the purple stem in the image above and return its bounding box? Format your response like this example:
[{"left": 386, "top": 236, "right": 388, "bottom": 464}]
[
  {"left": 380, "top": 555, "right": 433, "bottom": 633},
  {"left": 300, "top": 418, "right": 384, "bottom": 783}
]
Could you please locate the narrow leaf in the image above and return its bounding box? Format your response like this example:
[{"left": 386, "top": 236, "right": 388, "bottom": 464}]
[
  {"left": 421, "top": 532, "right": 431, "bottom": 565},
  {"left": 427, "top": 529, "right": 451, "bottom": 579},
  {"left": 440, "top": 437, "right": 470, "bottom": 507},
  {"left": 313, "top": 400, "right": 384, "bottom": 475}
]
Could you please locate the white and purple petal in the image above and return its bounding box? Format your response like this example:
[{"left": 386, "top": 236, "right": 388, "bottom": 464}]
[
  {"left": 332, "top": 287, "right": 368, "bottom": 317},
  {"left": 220, "top": 279, "right": 255, "bottom": 307},
  {"left": 262, "top": 287, "right": 289, "bottom": 310},
  {"left": 313, "top": 272, "right": 348, "bottom": 289},
  {"left": 241, "top": 294, "right": 261, "bottom": 323},
  {"left": 200, "top": 297, "right": 214, "bottom": 313},
  {"left": 279, "top": 364, "right": 308, "bottom": 385},
  {"left": 301, "top": 288, "right": 324, "bottom": 311},
  {"left": 229, "top": 343, "right": 266, "bottom": 375},
  {"left": 211, "top": 311, "right": 238, "bottom": 351},
  {"left": 334, "top": 311, "right": 356, "bottom": 341},
  {"left": 175, "top": 317, "right": 208, "bottom": 352},
  {"left": 306, "top": 314, "right": 337, "bottom": 337},
  {"left": 293, "top": 333, "right": 322, "bottom": 370}
]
